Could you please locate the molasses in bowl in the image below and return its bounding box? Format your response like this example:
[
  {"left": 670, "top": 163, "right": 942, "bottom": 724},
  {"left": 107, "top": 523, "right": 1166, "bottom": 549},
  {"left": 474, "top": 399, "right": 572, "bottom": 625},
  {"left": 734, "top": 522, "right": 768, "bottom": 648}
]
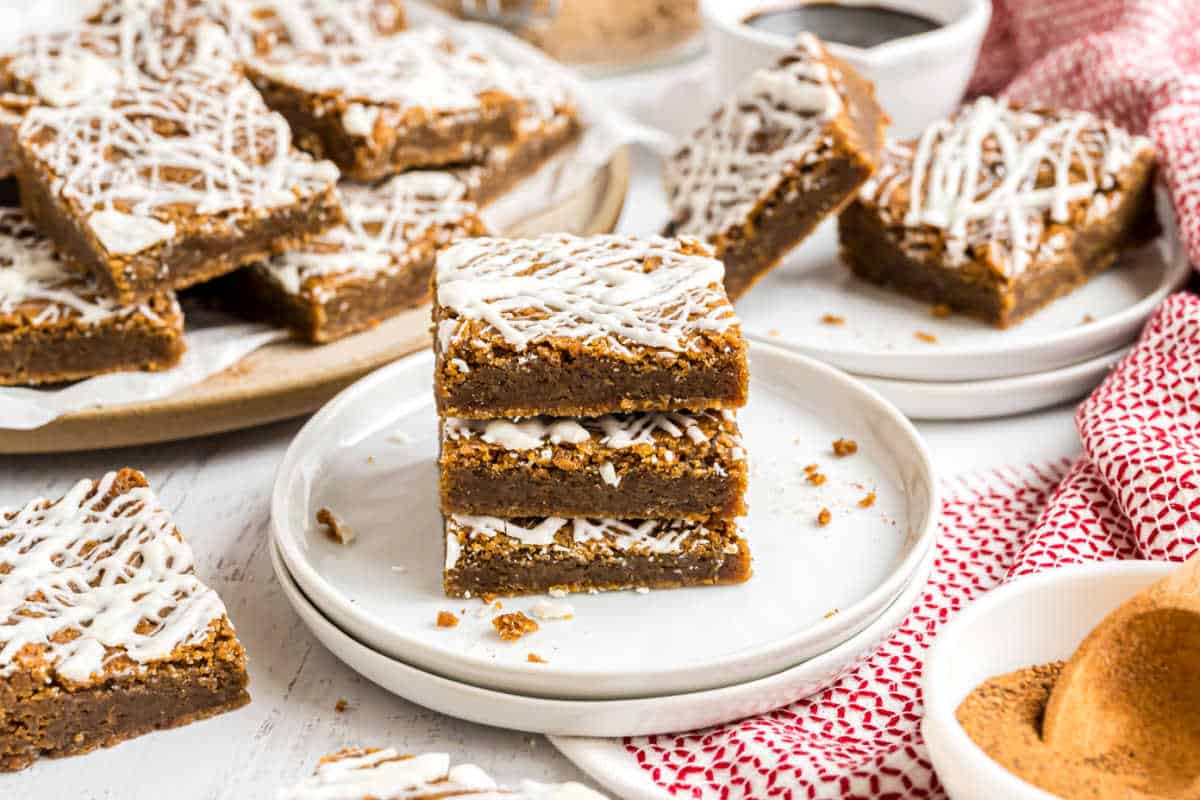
[{"left": 703, "top": 0, "right": 990, "bottom": 137}]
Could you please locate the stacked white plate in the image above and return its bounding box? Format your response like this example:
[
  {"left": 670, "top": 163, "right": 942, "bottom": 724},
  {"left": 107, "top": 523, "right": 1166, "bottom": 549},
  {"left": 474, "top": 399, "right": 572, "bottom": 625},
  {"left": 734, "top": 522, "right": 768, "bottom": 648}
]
[
  {"left": 269, "top": 341, "right": 940, "bottom": 737},
  {"left": 735, "top": 195, "right": 1188, "bottom": 420}
]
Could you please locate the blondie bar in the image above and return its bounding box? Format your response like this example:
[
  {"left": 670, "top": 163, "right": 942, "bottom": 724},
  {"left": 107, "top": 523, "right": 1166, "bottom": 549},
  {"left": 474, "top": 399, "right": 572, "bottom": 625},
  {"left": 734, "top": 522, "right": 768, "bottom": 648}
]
[
  {"left": 839, "top": 98, "right": 1159, "bottom": 327},
  {"left": 0, "top": 469, "right": 249, "bottom": 771}
]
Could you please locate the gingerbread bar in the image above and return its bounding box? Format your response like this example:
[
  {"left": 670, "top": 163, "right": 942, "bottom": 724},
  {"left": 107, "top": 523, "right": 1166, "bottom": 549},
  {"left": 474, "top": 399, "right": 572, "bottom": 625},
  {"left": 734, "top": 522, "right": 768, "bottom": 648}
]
[
  {"left": 280, "top": 748, "right": 609, "bottom": 799},
  {"left": 440, "top": 410, "right": 747, "bottom": 520},
  {"left": 444, "top": 514, "right": 751, "bottom": 597},
  {"left": 664, "top": 33, "right": 885, "bottom": 301},
  {"left": 230, "top": 0, "right": 406, "bottom": 55},
  {"left": 15, "top": 68, "right": 342, "bottom": 303},
  {"left": 839, "top": 98, "right": 1159, "bottom": 327},
  {"left": 433, "top": 234, "right": 748, "bottom": 418},
  {"left": 0, "top": 469, "right": 249, "bottom": 771},
  {"left": 245, "top": 29, "right": 577, "bottom": 181},
  {"left": 209, "top": 172, "right": 488, "bottom": 343},
  {"left": 0, "top": 208, "right": 184, "bottom": 385}
]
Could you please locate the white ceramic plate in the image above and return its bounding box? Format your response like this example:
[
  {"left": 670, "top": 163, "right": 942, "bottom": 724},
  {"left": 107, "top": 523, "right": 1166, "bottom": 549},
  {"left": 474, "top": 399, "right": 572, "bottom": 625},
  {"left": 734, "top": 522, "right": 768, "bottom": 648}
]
[
  {"left": 737, "top": 194, "right": 1186, "bottom": 382},
  {"left": 271, "top": 341, "right": 937, "bottom": 700},
  {"left": 862, "top": 346, "right": 1131, "bottom": 421},
  {"left": 923, "top": 561, "right": 1172, "bottom": 800},
  {"left": 272, "top": 539, "right": 934, "bottom": 740}
]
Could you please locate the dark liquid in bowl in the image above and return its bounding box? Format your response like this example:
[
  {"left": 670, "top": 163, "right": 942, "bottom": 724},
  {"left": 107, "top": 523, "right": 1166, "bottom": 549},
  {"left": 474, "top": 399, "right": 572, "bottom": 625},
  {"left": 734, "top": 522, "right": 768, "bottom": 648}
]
[{"left": 743, "top": 3, "right": 941, "bottom": 49}]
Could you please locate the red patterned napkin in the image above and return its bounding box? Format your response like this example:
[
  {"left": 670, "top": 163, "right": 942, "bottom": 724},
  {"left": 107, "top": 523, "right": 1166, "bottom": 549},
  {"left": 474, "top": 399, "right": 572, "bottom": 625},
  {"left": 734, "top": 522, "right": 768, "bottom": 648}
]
[
  {"left": 969, "top": 0, "right": 1200, "bottom": 269},
  {"left": 616, "top": 292, "right": 1200, "bottom": 798}
]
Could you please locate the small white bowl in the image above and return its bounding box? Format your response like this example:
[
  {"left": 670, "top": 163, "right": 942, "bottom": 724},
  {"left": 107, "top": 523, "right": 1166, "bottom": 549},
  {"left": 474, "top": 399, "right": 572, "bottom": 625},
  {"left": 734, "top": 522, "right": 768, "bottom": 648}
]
[
  {"left": 922, "top": 561, "right": 1173, "bottom": 800},
  {"left": 702, "top": 0, "right": 991, "bottom": 137}
]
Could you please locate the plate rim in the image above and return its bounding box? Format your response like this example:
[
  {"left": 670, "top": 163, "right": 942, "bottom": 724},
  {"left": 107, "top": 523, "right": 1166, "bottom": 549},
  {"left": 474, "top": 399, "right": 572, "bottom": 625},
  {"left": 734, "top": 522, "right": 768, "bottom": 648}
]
[{"left": 270, "top": 339, "right": 940, "bottom": 699}]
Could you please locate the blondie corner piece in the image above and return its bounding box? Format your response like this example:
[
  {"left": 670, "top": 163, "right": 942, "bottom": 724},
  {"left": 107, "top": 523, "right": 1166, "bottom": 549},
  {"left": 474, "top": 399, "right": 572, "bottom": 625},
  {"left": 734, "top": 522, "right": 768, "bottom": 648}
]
[
  {"left": 664, "top": 32, "right": 886, "bottom": 301},
  {"left": 840, "top": 98, "right": 1159, "bottom": 328},
  {"left": 14, "top": 68, "right": 342, "bottom": 304},
  {"left": 0, "top": 207, "right": 184, "bottom": 385},
  {"left": 444, "top": 514, "right": 751, "bottom": 598},
  {"left": 433, "top": 234, "right": 749, "bottom": 419},
  {"left": 209, "top": 171, "right": 488, "bottom": 343},
  {"left": 280, "top": 748, "right": 609, "bottom": 799},
  {"left": 0, "top": 469, "right": 249, "bottom": 772},
  {"left": 440, "top": 410, "right": 748, "bottom": 520}
]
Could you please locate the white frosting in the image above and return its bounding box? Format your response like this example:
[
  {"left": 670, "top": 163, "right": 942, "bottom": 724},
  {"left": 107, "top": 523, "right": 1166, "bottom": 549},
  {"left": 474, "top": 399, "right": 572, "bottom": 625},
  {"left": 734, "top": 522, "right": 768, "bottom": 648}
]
[
  {"left": 598, "top": 462, "right": 620, "bottom": 487},
  {"left": 340, "top": 103, "right": 378, "bottom": 137},
  {"left": 88, "top": 209, "right": 176, "bottom": 254},
  {"left": 664, "top": 34, "right": 842, "bottom": 242},
  {"left": 862, "top": 97, "right": 1155, "bottom": 277},
  {"left": 0, "top": 208, "right": 171, "bottom": 325},
  {"left": 435, "top": 234, "right": 735, "bottom": 355},
  {"left": 530, "top": 598, "right": 573, "bottom": 620},
  {"left": 259, "top": 171, "right": 479, "bottom": 299},
  {"left": 448, "top": 515, "right": 731, "bottom": 557},
  {"left": 19, "top": 69, "right": 339, "bottom": 253},
  {"left": 0, "top": 471, "right": 228, "bottom": 684},
  {"left": 277, "top": 748, "right": 606, "bottom": 799},
  {"left": 444, "top": 533, "right": 461, "bottom": 570},
  {"left": 232, "top": 0, "right": 399, "bottom": 54},
  {"left": 443, "top": 410, "right": 739, "bottom": 453}
]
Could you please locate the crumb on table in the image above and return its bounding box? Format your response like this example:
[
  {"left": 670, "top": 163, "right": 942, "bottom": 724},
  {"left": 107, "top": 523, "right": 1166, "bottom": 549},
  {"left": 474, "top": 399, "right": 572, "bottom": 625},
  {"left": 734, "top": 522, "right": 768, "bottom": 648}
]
[
  {"left": 832, "top": 438, "right": 858, "bottom": 457},
  {"left": 316, "top": 507, "right": 356, "bottom": 545},
  {"left": 858, "top": 491, "right": 877, "bottom": 508},
  {"left": 334, "top": 698, "right": 349, "bottom": 713},
  {"left": 914, "top": 331, "right": 938, "bottom": 344},
  {"left": 527, "top": 653, "right": 549, "bottom": 664},
  {"left": 817, "top": 508, "right": 832, "bottom": 526},
  {"left": 493, "top": 611, "right": 539, "bottom": 641},
  {"left": 436, "top": 610, "right": 459, "bottom": 628},
  {"left": 821, "top": 313, "right": 845, "bottom": 326},
  {"left": 823, "top": 608, "right": 840, "bottom": 619}
]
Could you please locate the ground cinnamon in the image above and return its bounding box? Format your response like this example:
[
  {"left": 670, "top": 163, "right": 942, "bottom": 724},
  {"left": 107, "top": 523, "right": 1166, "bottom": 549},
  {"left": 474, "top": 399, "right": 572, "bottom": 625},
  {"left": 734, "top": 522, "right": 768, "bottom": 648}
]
[{"left": 956, "top": 662, "right": 1194, "bottom": 799}]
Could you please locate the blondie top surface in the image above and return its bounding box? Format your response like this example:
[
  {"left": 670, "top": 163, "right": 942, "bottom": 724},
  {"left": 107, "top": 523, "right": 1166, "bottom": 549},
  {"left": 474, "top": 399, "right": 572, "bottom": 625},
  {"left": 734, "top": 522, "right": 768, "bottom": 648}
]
[
  {"left": 17, "top": 68, "right": 340, "bottom": 262},
  {"left": 435, "top": 234, "right": 740, "bottom": 361},
  {"left": 231, "top": 0, "right": 406, "bottom": 55},
  {"left": 256, "top": 171, "right": 484, "bottom": 302},
  {"left": 280, "top": 748, "right": 608, "bottom": 800},
  {"left": 857, "top": 97, "right": 1157, "bottom": 282},
  {"left": 664, "top": 33, "right": 846, "bottom": 247},
  {"left": 0, "top": 207, "right": 179, "bottom": 332},
  {"left": 0, "top": 469, "right": 235, "bottom": 689}
]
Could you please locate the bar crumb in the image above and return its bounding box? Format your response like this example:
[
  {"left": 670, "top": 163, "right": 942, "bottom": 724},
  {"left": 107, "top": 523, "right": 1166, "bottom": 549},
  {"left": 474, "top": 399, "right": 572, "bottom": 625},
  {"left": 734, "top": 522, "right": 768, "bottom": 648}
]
[
  {"left": 493, "top": 612, "right": 539, "bottom": 641},
  {"left": 915, "top": 331, "right": 938, "bottom": 344},
  {"left": 858, "top": 491, "right": 877, "bottom": 508},
  {"left": 821, "top": 313, "right": 845, "bottom": 326},
  {"left": 817, "top": 508, "right": 832, "bottom": 526},
  {"left": 527, "top": 653, "right": 549, "bottom": 664},
  {"left": 316, "top": 507, "right": 355, "bottom": 545},
  {"left": 334, "top": 698, "right": 349, "bottom": 713},
  {"left": 437, "top": 610, "right": 460, "bottom": 628},
  {"left": 832, "top": 438, "right": 858, "bottom": 457}
]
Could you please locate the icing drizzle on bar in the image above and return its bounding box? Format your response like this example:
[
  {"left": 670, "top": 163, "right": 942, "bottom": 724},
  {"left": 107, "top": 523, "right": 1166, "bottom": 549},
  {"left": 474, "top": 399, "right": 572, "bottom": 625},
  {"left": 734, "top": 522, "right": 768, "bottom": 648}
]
[
  {"left": 233, "top": 0, "right": 405, "bottom": 54},
  {"left": 0, "top": 471, "right": 227, "bottom": 684},
  {"left": 260, "top": 171, "right": 480, "bottom": 298},
  {"left": 443, "top": 410, "right": 739, "bottom": 451},
  {"left": 279, "top": 747, "right": 608, "bottom": 800},
  {"left": 447, "top": 515, "right": 730, "bottom": 556},
  {"left": 435, "top": 234, "right": 735, "bottom": 354},
  {"left": 0, "top": 208, "right": 171, "bottom": 325},
  {"left": 18, "top": 69, "right": 339, "bottom": 256},
  {"left": 664, "top": 33, "right": 841, "bottom": 243},
  {"left": 861, "top": 97, "right": 1154, "bottom": 277}
]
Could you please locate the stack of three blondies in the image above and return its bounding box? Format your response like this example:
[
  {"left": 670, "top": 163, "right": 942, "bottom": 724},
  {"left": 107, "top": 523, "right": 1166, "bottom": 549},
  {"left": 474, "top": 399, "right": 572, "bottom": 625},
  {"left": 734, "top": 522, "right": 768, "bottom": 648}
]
[{"left": 432, "top": 232, "right": 753, "bottom": 598}]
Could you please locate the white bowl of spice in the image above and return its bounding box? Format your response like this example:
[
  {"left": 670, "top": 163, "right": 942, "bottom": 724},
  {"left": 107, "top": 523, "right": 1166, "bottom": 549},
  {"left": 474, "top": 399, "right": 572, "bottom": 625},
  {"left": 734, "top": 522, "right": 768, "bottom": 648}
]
[
  {"left": 703, "top": 0, "right": 991, "bottom": 137},
  {"left": 922, "top": 560, "right": 1176, "bottom": 800}
]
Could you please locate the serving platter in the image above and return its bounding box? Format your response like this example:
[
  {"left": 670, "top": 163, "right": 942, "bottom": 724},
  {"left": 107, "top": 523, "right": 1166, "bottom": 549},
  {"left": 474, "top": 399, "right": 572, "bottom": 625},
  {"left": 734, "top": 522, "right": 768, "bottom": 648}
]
[
  {"left": 0, "top": 149, "right": 628, "bottom": 455},
  {"left": 270, "top": 340, "right": 937, "bottom": 700}
]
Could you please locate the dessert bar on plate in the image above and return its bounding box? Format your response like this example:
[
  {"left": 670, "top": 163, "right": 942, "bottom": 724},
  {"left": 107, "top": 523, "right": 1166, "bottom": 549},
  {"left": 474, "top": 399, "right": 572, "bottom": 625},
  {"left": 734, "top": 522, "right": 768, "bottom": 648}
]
[
  {"left": 279, "top": 748, "right": 608, "bottom": 799},
  {"left": 0, "top": 469, "right": 249, "bottom": 771},
  {"left": 245, "top": 28, "right": 579, "bottom": 181},
  {"left": 0, "top": 207, "right": 184, "bottom": 385},
  {"left": 433, "top": 234, "right": 749, "bottom": 418},
  {"left": 444, "top": 514, "right": 751, "bottom": 597},
  {"left": 14, "top": 68, "right": 342, "bottom": 303},
  {"left": 840, "top": 97, "right": 1158, "bottom": 327},
  {"left": 664, "top": 32, "right": 885, "bottom": 301},
  {"left": 210, "top": 171, "right": 488, "bottom": 343},
  {"left": 439, "top": 410, "right": 748, "bottom": 519}
]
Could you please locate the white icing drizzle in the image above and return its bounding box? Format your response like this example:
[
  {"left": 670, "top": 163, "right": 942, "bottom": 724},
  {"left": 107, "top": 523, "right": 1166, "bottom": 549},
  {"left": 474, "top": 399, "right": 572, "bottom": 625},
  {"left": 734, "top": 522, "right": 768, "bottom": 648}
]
[
  {"left": 443, "top": 411, "right": 737, "bottom": 451},
  {"left": 258, "top": 171, "right": 480, "bottom": 299},
  {"left": 0, "top": 208, "right": 172, "bottom": 326},
  {"left": 435, "top": 234, "right": 735, "bottom": 355},
  {"left": 664, "top": 33, "right": 841, "bottom": 243},
  {"left": 448, "top": 515, "right": 732, "bottom": 557},
  {"left": 18, "top": 68, "right": 339, "bottom": 256},
  {"left": 0, "top": 471, "right": 227, "bottom": 684},
  {"left": 278, "top": 748, "right": 607, "bottom": 800},
  {"left": 232, "top": 0, "right": 403, "bottom": 54},
  {"left": 530, "top": 598, "right": 573, "bottom": 620},
  {"left": 598, "top": 462, "right": 620, "bottom": 487},
  {"left": 861, "top": 97, "right": 1155, "bottom": 277}
]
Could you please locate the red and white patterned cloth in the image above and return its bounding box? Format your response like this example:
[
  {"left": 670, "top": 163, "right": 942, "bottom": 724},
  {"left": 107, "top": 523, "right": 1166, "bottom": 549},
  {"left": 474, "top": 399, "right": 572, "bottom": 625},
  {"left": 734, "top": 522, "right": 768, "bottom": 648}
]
[
  {"left": 618, "top": 292, "right": 1200, "bottom": 798},
  {"left": 968, "top": 0, "right": 1200, "bottom": 270}
]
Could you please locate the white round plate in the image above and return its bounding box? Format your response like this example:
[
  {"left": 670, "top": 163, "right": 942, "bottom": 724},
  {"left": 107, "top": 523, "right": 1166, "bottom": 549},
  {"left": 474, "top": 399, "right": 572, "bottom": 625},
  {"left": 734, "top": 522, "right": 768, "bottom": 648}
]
[
  {"left": 862, "top": 346, "right": 1132, "bottom": 421},
  {"left": 737, "top": 194, "right": 1186, "bottom": 382},
  {"left": 271, "top": 341, "right": 937, "bottom": 700},
  {"left": 272, "top": 539, "right": 934, "bottom": 740}
]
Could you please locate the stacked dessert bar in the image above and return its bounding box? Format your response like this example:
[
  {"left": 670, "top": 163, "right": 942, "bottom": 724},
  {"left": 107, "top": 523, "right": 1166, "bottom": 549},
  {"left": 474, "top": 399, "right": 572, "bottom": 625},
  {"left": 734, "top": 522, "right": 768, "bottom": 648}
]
[{"left": 433, "top": 233, "right": 752, "bottom": 597}]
